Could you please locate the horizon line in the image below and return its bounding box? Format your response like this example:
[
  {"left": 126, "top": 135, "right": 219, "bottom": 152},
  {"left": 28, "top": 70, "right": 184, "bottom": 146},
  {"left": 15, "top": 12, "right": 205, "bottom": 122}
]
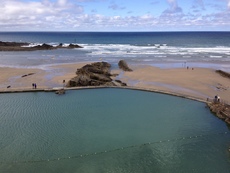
[{"left": 0, "top": 30, "right": 230, "bottom": 33}]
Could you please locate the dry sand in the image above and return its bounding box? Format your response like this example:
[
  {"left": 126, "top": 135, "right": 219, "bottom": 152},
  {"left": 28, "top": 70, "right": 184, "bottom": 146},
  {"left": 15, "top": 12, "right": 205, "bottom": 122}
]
[
  {"left": 0, "top": 63, "right": 230, "bottom": 103},
  {"left": 119, "top": 65, "right": 230, "bottom": 103}
]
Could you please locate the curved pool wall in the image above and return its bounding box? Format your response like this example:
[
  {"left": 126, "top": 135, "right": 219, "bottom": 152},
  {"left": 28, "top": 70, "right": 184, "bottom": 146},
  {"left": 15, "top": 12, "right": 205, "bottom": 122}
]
[
  {"left": 0, "top": 86, "right": 207, "bottom": 103},
  {"left": 0, "top": 88, "right": 229, "bottom": 173}
]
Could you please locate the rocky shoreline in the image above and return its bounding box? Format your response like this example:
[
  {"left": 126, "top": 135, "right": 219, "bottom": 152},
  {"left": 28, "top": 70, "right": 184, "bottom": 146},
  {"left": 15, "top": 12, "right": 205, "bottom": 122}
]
[
  {"left": 207, "top": 101, "right": 230, "bottom": 125},
  {"left": 0, "top": 41, "right": 82, "bottom": 51}
]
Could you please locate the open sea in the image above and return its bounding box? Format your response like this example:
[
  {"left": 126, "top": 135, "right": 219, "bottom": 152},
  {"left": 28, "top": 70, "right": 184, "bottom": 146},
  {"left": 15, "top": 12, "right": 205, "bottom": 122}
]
[{"left": 0, "top": 32, "right": 230, "bottom": 70}]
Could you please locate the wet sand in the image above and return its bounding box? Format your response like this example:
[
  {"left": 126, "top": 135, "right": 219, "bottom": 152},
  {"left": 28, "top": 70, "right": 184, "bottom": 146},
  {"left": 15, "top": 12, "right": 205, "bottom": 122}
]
[
  {"left": 0, "top": 63, "right": 230, "bottom": 103},
  {"left": 0, "top": 63, "right": 86, "bottom": 89}
]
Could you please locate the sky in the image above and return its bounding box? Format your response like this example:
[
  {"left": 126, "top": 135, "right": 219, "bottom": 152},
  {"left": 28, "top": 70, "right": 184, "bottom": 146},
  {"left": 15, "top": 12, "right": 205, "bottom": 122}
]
[{"left": 0, "top": 0, "right": 230, "bottom": 31}]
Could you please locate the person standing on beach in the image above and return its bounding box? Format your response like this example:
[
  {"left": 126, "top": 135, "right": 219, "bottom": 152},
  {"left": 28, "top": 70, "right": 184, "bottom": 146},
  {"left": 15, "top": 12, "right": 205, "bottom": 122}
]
[
  {"left": 34, "top": 83, "right": 37, "bottom": 89},
  {"left": 32, "top": 83, "right": 34, "bottom": 89}
]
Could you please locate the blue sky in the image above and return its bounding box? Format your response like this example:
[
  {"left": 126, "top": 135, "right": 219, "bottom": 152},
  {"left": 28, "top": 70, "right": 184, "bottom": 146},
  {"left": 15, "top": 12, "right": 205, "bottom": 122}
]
[{"left": 0, "top": 0, "right": 229, "bottom": 31}]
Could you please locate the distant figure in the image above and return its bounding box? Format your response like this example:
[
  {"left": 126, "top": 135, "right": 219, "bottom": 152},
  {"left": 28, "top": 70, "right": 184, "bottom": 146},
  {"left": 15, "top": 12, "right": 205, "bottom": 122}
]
[
  {"left": 187, "top": 66, "right": 189, "bottom": 69},
  {"left": 63, "top": 80, "right": 65, "bottom": 88},
  {"left": 34, "top": 83, "right": 37, "bottom": 89},
  {"left": 214, "top": 95, "right": 220, "bottom": 103},
  {"left": 32, "top": 83, "right": 34, "bottom": 89}
]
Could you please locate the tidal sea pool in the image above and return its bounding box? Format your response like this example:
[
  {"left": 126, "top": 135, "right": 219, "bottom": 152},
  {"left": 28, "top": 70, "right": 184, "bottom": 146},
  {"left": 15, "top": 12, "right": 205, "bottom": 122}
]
[{"left": 0, "top": 88, "right": 230, "bottom": 173}]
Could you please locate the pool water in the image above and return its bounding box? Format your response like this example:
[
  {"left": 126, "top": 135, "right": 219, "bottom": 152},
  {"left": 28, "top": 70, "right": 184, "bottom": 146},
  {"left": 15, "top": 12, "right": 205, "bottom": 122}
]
[{"left": 0, "top": 88, "right": 229, "bottom": 173}]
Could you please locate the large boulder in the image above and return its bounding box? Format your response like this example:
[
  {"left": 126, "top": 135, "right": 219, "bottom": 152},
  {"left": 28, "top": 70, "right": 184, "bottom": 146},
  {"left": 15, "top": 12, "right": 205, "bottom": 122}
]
[
  {"left": 118, "top": 60, "right": 133, "bottom": 71},
  {"left": 66, "top": 61, "right": 126, "bottom": 87}
]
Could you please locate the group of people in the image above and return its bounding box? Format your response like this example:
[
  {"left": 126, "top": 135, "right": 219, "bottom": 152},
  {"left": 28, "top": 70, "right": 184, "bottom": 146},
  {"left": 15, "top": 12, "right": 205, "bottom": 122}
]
[
  {"left": 32, "top": 83, "right": 37, "bottom": 89},
  {"left": 214, "top": 95, "right": 221, "bottom": 103}
]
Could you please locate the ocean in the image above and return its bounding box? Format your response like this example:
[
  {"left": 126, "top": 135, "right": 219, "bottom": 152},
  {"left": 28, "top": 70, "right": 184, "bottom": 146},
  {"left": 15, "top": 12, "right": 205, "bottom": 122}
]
[{"left": 0, "top": 32, "right": 230, "bottom": 70}]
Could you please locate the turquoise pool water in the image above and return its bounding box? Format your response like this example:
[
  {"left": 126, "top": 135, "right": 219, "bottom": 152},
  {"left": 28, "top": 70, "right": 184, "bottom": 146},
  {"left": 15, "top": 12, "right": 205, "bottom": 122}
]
[{"left": 0, "top": 88, "right": 229, "bottom": 173}]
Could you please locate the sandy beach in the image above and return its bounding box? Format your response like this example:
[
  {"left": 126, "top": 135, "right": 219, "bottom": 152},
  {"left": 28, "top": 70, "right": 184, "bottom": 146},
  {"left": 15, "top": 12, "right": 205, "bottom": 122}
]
[
  {"left": 120, "top": 65, "right": 230, "bottom": 103},
  {"left": 0, "top": 63, "right": 87, "bottom": 90},
  {"left": 0, "top": 63, "right": 230, "bottom": 103}
]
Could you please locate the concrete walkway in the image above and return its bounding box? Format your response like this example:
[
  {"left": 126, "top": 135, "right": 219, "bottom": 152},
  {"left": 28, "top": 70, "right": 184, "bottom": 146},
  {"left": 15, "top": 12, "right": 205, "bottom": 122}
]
[{"left": 0, "top": 85, "right": 207, "bottom": 103}]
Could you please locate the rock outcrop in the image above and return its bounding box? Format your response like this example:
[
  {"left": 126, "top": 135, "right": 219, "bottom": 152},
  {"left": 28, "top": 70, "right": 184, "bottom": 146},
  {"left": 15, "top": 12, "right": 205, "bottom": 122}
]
[
  {"left": 207, "top": 102, "right": 230, "bottom": 125},
  {"left": 114, "top": 80, "right": 127, "bottom": 86},
  {"left": 68, "top": 44, "right": 82, "bottom": 49},
  {"left": 66, "top": 62, "right": 126, "bottom": 87},
  {"left": 0, "top": 41, "right": 82, "bottom": 51},
  {"left": 216, "top": 70, "right": 230, "bottom": 79},
  {"left": 118, "top": 60, "right": 133, "bottom": 71},
  {"left": 33, "top": 43, "right": 53, "bottom": 50},
  {"left": 0, "top": 41, "right": 28, "bottom": 47}
]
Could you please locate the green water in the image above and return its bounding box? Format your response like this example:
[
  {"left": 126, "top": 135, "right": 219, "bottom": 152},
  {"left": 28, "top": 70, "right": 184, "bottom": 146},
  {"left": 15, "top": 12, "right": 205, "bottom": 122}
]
[{"left": 0, "top": 88, "right": 229, "bottom": 173}]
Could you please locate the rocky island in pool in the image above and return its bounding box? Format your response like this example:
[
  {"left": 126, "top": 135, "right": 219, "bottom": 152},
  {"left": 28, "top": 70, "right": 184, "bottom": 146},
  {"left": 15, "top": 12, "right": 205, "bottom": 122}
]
[{"left": 0, "top": 41, "right": 82, "bottom": 51}]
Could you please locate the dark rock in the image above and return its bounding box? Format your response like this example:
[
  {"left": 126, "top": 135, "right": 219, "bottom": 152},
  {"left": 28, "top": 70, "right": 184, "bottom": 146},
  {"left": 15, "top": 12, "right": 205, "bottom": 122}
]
[
  {"left": 0, "top": 41, "right": 83, "bottom": 51},
  {"left": 33, "top": 43, "right": 53, "bottom": 50},
  {"left": 207, "top": 102, "right": 230, "bottom": 125},
  {"left": 0, "top": 41, "right": 30, "bottom": 51},
  {"left": 0, "top": 41, "right": 28, "bottom": 47},
  {"left": 90, "top": 73, "right": 112, "bottom": 82},
  {"left": 21, "top": 74, "right": 28, "bottom": 77},
  {"left": 104, "top": 82, "right": 116, "bottom": 86},
  {"left": 21, "top": 73, "right": 35, "bottom": 78},
  {"left": 111, "top": 73, "right": 119, "bottom": 77},
  {"left": 66, "top": 75, "right": 91, "bottom": 87},
  {"left": 115, "top": 80, "right": 127, "bottom": 86},
  {"left": 7, "top": 85, "right": 11, "bottom": 88},
  {"left": 66, "top": 61, "right": 126, "bottom": 87},
  {"left": 216, "top": 70, "right": 230, "bottom": 79},
  {"left": 225, "top": 118, "right": 230, "bottom": 124},
  {"left": 118, "top": 60, "right": 133, "bottom": 71},
  {"left": 55, "top": 89, "right": 65, "bottom": 95},
  {"left": 68, "top": 44, "right": 83, "bottom": 48},
  {"left": 66, "top": 78, "right": 78, "bottom": 87}
]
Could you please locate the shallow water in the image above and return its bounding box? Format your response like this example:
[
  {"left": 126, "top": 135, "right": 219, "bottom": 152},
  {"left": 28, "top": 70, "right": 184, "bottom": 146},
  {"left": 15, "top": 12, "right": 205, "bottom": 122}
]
[{"left": 0, "top": 88, "right": 230, "bottom": 172}]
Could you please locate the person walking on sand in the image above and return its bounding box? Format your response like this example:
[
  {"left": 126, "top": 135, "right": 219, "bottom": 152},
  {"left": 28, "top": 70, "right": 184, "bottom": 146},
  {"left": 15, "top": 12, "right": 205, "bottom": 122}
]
[
  {"left": 34, "top": 83, "right": 37, "bottom": 89},
  {"left": 32, "top": 83, "right": 34, "bottom": 89}
]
